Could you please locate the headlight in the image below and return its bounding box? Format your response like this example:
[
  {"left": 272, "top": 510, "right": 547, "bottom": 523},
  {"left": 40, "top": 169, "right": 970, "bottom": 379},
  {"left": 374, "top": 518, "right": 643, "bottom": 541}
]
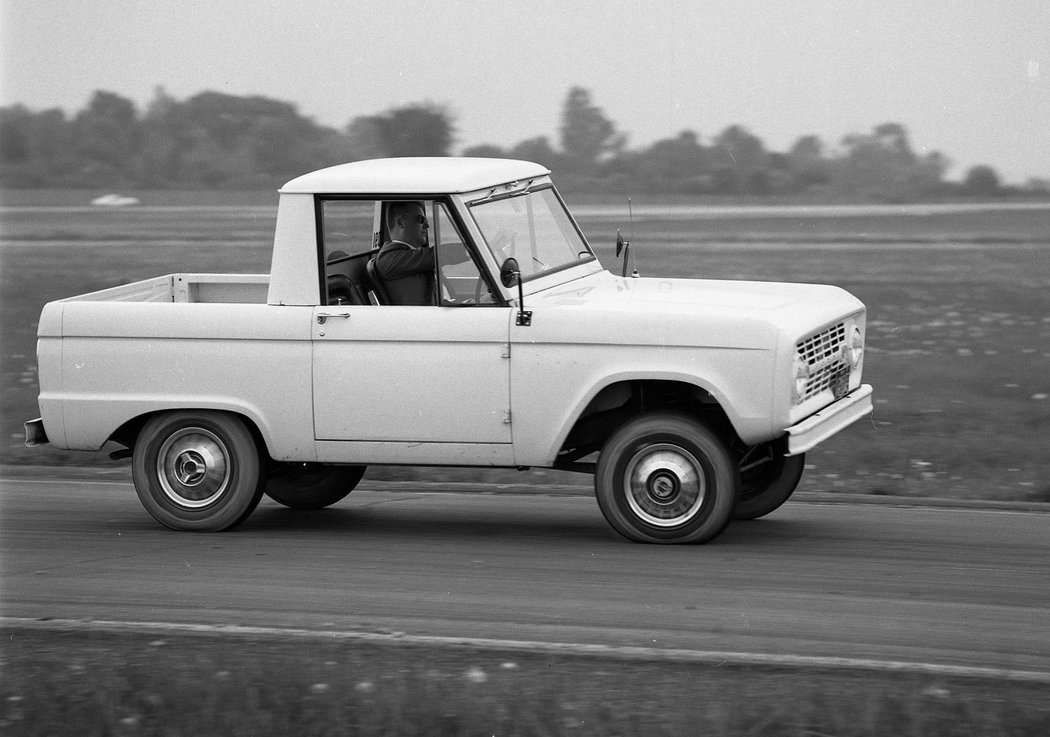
[
  {"left": 845, "top": 324, "right": 864, "bottom": 368},
  {"left": 792, "top": 354, "right": 810, "bottom": 403}
]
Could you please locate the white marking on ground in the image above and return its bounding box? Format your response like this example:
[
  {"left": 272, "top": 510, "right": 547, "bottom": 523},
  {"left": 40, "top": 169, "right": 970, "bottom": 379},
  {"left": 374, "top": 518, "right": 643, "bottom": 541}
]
[{"left": 4, "top": 617, "right": 1048, "bottom": 684}]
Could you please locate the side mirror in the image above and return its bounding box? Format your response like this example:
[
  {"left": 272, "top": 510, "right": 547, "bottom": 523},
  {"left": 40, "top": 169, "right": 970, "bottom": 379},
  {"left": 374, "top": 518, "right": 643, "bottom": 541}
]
[
  {"left": 615, "top": 230, "right": 631, "bottom": 278},
  {"left": 499, "top": 257, "right": 531, "bottom": 327},
  {"left": 499, "top": 257, "right": 521, "bottom": 288}
]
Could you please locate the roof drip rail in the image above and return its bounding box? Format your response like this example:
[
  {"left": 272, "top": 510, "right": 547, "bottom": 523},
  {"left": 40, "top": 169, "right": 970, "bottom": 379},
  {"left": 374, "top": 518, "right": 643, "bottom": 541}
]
[
  {"left": 473, "top": 188, "right": 499, "bottom": 205},
  {"left": 469, "top": 179, "right": 536, "bottom": 206}
]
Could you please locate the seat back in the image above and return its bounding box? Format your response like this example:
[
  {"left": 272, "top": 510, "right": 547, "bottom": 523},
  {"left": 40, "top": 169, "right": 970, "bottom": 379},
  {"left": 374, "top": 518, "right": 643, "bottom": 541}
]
[
  {"left": 366, "top": 258, "right": 391, "bottom": 305},
  {"left": 327, "top": 250, "right": 380, "bottom": 305},
  {"left": 326, "top": 273, "right": 367, "bottom": 305}
]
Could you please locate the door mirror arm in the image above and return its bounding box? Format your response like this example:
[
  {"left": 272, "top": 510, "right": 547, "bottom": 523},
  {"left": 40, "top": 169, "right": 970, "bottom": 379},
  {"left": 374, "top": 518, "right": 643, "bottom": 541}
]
[{"left": 500, "top": 258, "right": 531, "bottom": 327}]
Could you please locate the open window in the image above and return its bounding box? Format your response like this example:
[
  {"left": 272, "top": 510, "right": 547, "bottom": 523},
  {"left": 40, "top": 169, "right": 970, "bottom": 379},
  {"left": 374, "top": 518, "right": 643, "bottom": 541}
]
[
  {"left": 318, "top": 197, "right": 503, "bottom": 307},
  {"left": 319, "top": 199, "right": 380, "bottom": 305}
]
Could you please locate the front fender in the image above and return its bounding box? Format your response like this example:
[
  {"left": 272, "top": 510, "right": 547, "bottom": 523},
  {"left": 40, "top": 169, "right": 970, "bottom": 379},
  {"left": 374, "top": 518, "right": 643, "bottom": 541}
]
[{"left": 510, "top": 343, "right": 777, "bottom": 466}]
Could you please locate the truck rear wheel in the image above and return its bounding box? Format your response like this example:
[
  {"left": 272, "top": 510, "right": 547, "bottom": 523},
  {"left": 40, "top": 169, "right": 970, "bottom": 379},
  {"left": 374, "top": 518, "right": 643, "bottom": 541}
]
[
  {"left": 265, "top": 463, "right": 366, "bottom": 509},
  {"left": 733, "top": 447, "right": 806, "bottom": 520},
  {"left": 132, "top": 410, "right": 263, "bottom": 531},
  {"left": 595, "top": 413, "right": 738, "bottom": 544}
]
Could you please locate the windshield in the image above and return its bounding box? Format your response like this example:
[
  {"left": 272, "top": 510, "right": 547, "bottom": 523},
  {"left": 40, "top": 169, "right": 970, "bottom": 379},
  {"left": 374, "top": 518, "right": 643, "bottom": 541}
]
[{"left": 469, "top": 187, "right": 593, "bottom": 280}]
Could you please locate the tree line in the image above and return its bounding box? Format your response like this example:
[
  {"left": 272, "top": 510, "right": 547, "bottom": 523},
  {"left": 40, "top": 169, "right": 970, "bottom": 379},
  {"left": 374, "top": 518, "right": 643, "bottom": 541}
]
[{"left": 1, "top": 85, "right": 1043, "bottom": 200}]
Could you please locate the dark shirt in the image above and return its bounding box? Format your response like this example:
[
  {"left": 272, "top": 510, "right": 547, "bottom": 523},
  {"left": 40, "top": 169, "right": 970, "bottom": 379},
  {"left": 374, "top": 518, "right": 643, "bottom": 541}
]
[{"left": 373, "top": 240, "right": 436, "bottom": 305}]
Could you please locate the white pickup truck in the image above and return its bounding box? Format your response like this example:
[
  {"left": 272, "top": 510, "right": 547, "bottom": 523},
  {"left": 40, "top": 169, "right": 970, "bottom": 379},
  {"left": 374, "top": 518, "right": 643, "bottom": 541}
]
[{"left": 25, "top": 157, "right": 872, "bottom": 543}]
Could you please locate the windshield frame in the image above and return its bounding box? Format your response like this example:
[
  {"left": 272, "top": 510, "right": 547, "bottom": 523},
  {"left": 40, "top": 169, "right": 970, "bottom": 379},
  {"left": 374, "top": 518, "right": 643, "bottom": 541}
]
[{"left": 466, "top": 184, "right": 596, "bottom": 284}]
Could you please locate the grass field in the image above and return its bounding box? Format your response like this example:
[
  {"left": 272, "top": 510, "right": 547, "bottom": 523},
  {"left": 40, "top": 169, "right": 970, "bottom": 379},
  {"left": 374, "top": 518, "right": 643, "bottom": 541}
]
[
  {"left": 2, "top": 192, "right": 1048, "bottom": 501},
  {"left": 4, "top": 625, "right": 1048, "bottom": 736}
]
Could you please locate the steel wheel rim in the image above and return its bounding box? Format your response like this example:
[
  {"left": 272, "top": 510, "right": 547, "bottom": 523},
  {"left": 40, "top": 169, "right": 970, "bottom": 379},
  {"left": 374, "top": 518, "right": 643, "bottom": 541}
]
[
  {"left": 623, "top": 443, "right": 706, "bottom": 527},
  {"left": 156, "top": 427, "right": 231, "bottom": 509}
]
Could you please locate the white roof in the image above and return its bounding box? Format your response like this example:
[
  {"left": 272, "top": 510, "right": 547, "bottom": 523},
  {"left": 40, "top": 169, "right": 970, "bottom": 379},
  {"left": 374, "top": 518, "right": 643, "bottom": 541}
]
[{"left": 280, "top": 157, "right": 551, "bottom": 195}]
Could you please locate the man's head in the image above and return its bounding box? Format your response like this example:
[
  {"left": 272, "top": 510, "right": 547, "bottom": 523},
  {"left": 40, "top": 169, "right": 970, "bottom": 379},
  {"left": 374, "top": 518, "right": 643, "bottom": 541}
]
[{"left": 387, "top": 201, "right": 429, "bottom": 247}]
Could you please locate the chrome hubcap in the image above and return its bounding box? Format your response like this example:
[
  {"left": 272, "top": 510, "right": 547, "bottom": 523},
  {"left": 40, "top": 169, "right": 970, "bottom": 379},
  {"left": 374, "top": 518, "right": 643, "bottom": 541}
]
[
  {"left": 623, "top": 444, "right": 706, "bottom": 527},
  {"left": 156, "top": 428, "right": 230, "bottom": 509}
]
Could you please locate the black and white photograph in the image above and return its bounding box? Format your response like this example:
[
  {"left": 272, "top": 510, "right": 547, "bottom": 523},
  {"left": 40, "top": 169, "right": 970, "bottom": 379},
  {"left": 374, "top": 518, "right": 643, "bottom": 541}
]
[{"left": 2, "top": 1, "right": 1048, "bottom": 734}]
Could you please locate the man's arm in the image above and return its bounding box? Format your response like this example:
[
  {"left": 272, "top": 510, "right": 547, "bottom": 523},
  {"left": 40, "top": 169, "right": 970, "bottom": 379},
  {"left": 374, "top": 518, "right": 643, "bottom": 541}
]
[
  {"left": 374, "top": 242, "right": 434, "bottom": 280},
  {"left": 436, "top": 241, "right": 472, "bottom": 266}
]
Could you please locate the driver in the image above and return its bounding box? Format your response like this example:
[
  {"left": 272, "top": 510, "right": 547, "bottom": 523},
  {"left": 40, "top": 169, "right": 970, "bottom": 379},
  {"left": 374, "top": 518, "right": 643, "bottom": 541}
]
[{"left": 373, "top": 201, "right": 469, "bottom": 305}]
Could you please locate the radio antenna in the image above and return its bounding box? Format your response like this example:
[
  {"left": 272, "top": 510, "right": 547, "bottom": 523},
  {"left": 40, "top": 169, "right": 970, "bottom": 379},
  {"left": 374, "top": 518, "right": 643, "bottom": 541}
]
[{"left": 627, "top": 197, "right": 639, "bottom": 277}]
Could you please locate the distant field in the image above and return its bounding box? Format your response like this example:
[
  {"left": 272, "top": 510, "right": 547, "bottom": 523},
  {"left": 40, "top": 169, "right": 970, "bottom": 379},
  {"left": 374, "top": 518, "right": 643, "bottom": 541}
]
[{"left": 2, "top": 193, "right": 1048, "bottom": 502}]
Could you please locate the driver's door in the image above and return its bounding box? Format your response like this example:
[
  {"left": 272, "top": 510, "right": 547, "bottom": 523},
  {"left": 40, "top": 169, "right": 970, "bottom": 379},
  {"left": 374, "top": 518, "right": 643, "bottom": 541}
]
[{"left": 312, "top": 306, "right": 512, "bottom": 444}]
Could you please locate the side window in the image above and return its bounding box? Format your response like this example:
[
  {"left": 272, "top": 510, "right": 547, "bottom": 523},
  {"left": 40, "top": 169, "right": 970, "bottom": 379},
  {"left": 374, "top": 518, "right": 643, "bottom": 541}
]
[
  {"left": 433, "top": 203, "right": 498, "bottom": 306},
  {"left": 321, "top": 199, "right": 380, "bottom": 305},
  {"left": 322, "top": 200, "right": 377, "bottom": 262}
]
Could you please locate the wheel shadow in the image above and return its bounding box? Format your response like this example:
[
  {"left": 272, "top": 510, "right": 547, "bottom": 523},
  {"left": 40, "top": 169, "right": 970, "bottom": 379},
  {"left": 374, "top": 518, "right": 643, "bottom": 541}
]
[
  {"left": 238, "top": 494, "right": 821, "bottom": 547},
  {"left": 239, "top": 493, "right": 618, "bottom": 545}
]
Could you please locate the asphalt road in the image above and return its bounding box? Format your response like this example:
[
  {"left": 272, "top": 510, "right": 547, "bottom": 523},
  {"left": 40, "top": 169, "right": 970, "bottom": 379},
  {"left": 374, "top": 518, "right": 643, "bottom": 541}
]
[{"left": 2, "top": 473, "right": 1048, "bottom": 675}]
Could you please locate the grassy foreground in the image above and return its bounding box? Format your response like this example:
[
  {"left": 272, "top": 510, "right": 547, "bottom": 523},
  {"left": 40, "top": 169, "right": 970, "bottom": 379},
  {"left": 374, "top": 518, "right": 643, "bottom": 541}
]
[{"left": 3, "top": 625, "right": 1048, "bottom": 737}]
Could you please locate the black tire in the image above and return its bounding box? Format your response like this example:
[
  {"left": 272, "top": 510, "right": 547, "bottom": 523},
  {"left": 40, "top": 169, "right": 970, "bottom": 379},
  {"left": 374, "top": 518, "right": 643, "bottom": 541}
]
[
  {"left": 131, "top": 410, "right": 264, "bottom": 531},
  {"left": 733, "top": 447, "right": 806, "bottom": 520},
  {"left": 265, "top": 463, "right": 366, "bottom": 509},
  {"left": 595, "top": 413, "right": 738, "bottom": 544}
]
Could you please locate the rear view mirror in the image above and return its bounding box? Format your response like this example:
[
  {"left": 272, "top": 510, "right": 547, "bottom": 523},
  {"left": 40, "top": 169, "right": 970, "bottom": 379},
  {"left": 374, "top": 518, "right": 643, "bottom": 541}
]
[{"left": 500, "top": 257, "right": 521, "bottom": 288}]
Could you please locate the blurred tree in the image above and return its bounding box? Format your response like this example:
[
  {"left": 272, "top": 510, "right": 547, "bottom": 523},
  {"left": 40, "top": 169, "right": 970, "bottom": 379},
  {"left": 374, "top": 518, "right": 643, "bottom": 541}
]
[
  {"left": 161, "top": 91, "right": 341, "bottom": 186},
  {"left": 179, "top": 92, "right": 299, "bottom": 149},
  {"left": 559, "top": 87, "right": 624, "bottom": 172},
  {"left": 134, "top": 86, "right": 183, "bottom": 186},
  {"left": 1026, "top": 177, "right": 1050, "bottom": 194},
  {"left": 0, "top": 88, "right": 1023, "bottom": 199},
  {"left": 0, "top": 105, "right": 72, "bottom": 186},
  {"left": 836, "top": 122, "right": 946, "bottom": 201},
  {"left": 375, "top": 103, "right": 454, "bottom": 157},
  {"left": 872, "top": 122, "right": 916, "bottom": 163},
  {"left": 509, "top": 136, "right": 560, "bottom": 168},
  {"left": 963, "top": 165, "right": 1001, "bottom": 196},
  {"left": 461, "top": 144, "right": 507, "bottom": 158},
  {"left": 632, "top": 130, "right": 710, "bottom": 192},
  {"left": 70, "top": 91, "right": 141, "bottom": 183},
  {"left": 346, "top": 116, "right": 390, "bottom": 159},
  {"left": 346, "top": 103, "right": 454, "bottom": 158},
  {"left": 0, "top": 105, "right": 33, "bottom": 163},
  {"left": 711, "top": 125, "right": 767, "bottom": 193},
  {"left": 787, "top": 134, "right": 831, "bottom": 190}
]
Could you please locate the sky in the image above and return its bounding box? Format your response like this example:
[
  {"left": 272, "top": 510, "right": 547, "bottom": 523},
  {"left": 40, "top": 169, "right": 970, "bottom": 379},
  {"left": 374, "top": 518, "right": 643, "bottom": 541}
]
[{"left": 2, "top": 0, "right": 1049, "bottom": 184}]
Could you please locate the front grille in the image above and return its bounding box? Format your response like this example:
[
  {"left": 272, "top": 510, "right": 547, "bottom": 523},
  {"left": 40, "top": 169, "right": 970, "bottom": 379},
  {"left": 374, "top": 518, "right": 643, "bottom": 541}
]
[
  {"left": 796, "top": 322, "right": 850, "bottom": 403},
  {"left": 799, "top": 322, "right": 846, "bottom": 365}
]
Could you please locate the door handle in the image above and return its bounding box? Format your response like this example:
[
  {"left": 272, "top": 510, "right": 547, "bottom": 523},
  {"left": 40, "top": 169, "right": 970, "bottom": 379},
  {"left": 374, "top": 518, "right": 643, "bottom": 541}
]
[{"left": 316, "top": 312, "right": 351, "bottom": 325}]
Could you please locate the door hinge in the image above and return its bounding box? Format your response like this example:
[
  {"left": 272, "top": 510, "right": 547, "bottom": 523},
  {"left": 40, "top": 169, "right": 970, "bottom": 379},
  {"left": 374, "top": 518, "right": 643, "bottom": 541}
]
[
  {"left": 501, "top": 343, "right": 511, "bottom": 359},
  {"left": 502, "top": 409, "right": 512, "bottom": 425}
]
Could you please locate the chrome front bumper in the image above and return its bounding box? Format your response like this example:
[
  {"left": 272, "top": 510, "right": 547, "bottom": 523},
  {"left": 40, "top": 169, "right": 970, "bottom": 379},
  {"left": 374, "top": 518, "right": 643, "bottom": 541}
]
[
  {"left": 24, "top": 418, "right": 49, "bottom": 447},
  {"left": 785, "top": 385, "right": 873, "bottom": 456}
]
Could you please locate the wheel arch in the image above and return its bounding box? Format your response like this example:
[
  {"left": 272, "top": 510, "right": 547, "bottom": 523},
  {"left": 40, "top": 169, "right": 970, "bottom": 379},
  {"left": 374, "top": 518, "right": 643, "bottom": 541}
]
[
  {"left": 553, "top": 375, "right": 739, "bottom": 468},
  {"left": 110, "top": 406, "right": 271, "bottom": 460}
]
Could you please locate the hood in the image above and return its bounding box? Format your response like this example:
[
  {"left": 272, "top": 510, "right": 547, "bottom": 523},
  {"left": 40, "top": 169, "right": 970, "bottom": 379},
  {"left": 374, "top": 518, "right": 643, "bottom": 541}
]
[
  {"left": 525, "top": 270, "right": 864, "bottom": 347},
  {"left": 534, "top": 270, "right": 860, "bottom": 318}
]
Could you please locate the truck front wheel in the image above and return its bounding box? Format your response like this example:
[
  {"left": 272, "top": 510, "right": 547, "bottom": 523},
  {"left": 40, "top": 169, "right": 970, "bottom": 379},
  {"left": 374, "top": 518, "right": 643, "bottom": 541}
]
[
  {"left": 595, "top": 413, "right": 738, "bottom": 544},
  {"left": 265, "top": 463, "right": 366, "bottom": 509},
  {"left": 132, "top": 411, "right": 264, "bottom": 531}
]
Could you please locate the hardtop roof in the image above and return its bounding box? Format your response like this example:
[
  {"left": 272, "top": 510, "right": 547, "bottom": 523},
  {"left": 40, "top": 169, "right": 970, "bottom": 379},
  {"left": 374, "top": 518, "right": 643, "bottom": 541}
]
[{"left": 280, "top": 157, "right": 551, "bottom": 195}]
